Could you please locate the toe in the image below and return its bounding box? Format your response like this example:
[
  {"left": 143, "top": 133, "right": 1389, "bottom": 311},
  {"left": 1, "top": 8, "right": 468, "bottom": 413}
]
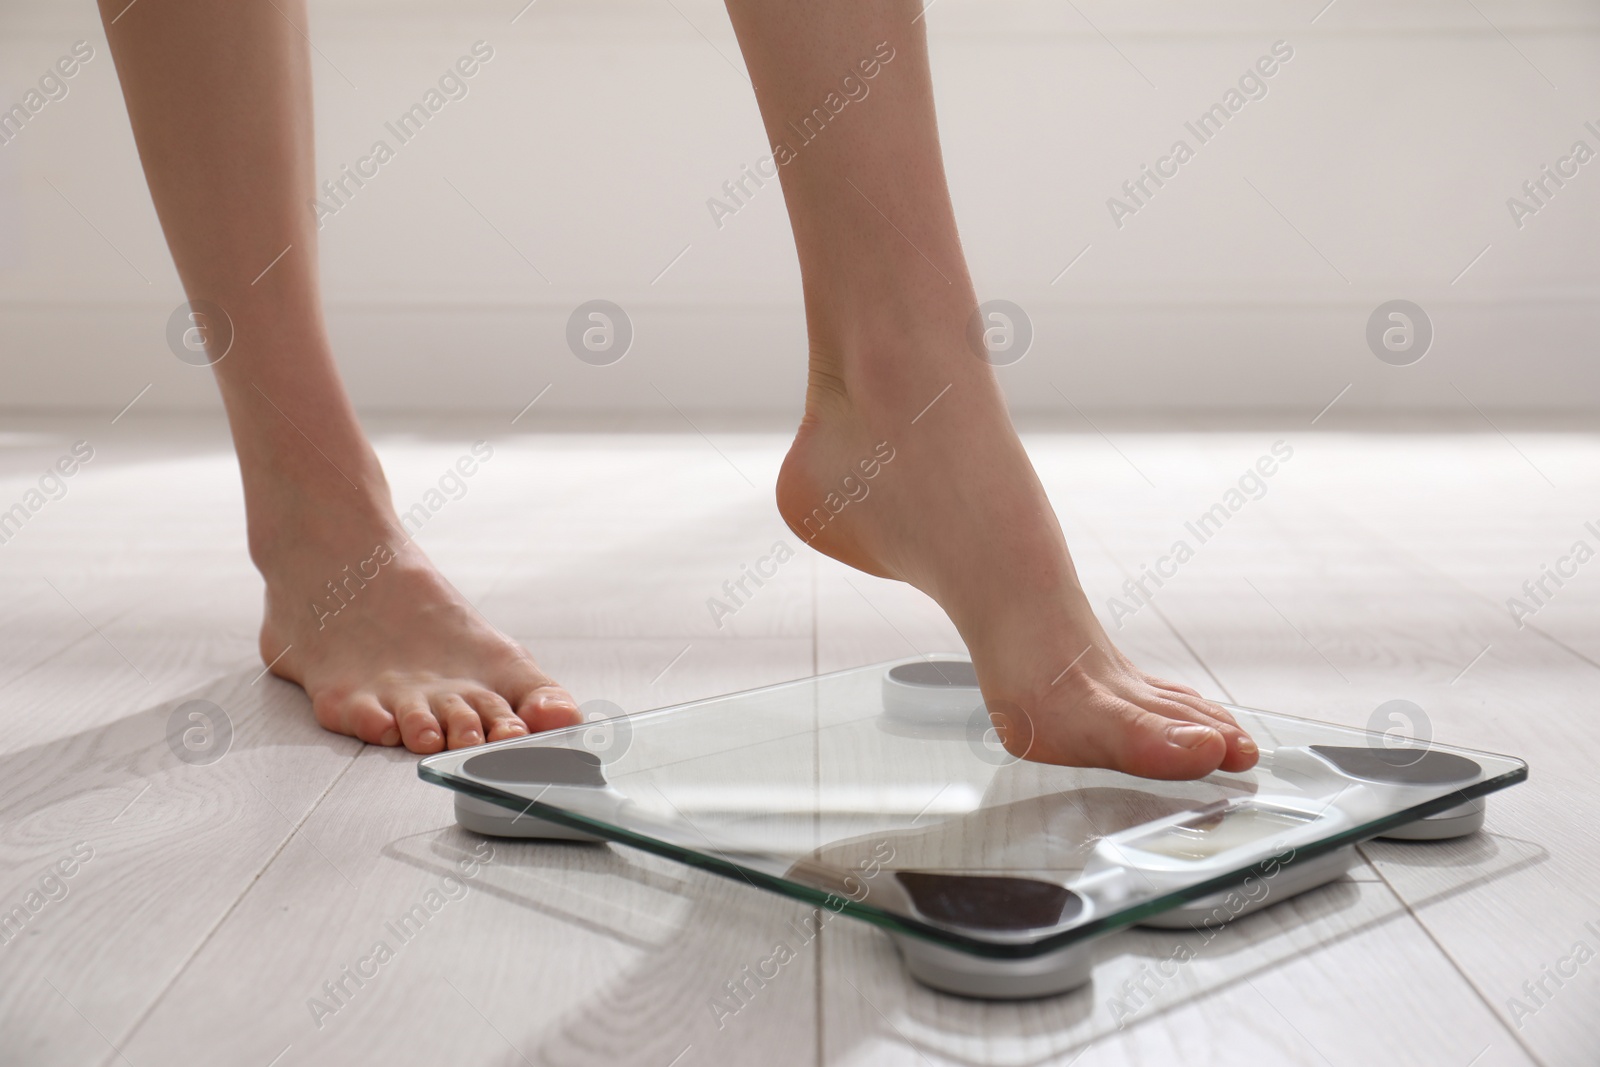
[
  {"left": 1195, "top": 711, "right": 1257, "bottom": 773},
  {"left": 464, "top": 690, "right": 527, "bottom": 743},
  {"left": 1146, "top": 687, "right": 1258, "bottom": 773},
  {"left": 433, "top": 693, "right": 485, "bottom": 749},
  {"left": 502, "top": 664, "right": 581, "bottom": 732},
  {"left": 1117, "top": 707, "right": 1228, "bottom": 780},
  {"left": 1146, "top": 678, "right": 1236, "bottom": 726},
  {"left": 394, "top": 695, "right": 444, "bottom": 754},
  {"left": 519, "top": 687, "right": 583, "bottom": 732},
  {"left": 313, "top": 691, "right": 398, "bottom": 746},
  {"left": 1217, "top": 728, "right": 1259, "bottom": 773},
  {"left": 1014, "top": 688, "right": 1228, "bottom": 779},
  {"left": 1147, "top": 676, "right": 1207, "bottom": 702}
]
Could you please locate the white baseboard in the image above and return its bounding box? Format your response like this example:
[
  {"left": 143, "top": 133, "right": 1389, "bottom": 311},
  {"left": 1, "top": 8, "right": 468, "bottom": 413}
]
[{"left": 3, "top": 295, "right": 1594, "bottom": 415}]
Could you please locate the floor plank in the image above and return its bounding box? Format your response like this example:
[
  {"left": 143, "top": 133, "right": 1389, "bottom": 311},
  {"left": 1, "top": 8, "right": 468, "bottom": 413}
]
[
  {"left": 0, "top": 670, "right": 359, "bottom": 1067},
  {"left": 115, "top": 639, "right": 820, "bottom": 1067},
  {"left": 1086, "top": 431, "right": 1600, "bottom": 1065},
  {"left": 5, "top": 419, "right": 1596, "bottom": 1066}
]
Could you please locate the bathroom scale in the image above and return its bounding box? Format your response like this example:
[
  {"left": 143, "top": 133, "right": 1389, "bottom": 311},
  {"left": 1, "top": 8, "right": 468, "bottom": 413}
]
[{"left": 417, "top": 655, "right": 1528, "bottom": 999}]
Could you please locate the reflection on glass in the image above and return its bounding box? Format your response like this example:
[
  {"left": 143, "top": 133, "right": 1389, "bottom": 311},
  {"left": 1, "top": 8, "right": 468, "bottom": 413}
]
[{"left": 1131, "top": 804, "right": 1316, "bottom": 862}]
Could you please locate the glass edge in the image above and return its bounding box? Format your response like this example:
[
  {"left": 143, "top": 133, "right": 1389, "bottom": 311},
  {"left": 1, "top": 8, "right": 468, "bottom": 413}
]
[
  {"left": 419, "top": 759, "right": 1529, "bottom": 960},
  {"left": 1220, "top": 702, "right": 1531, "bottom": 771},
  {"left": 416, "top": 763, "right": 988, "bottom": 949}
]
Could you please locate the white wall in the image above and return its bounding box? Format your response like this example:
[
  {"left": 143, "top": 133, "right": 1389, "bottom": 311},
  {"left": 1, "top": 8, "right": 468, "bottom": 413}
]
[{"left": 2, "top": 0, "right": 1597, "bottom": 415}]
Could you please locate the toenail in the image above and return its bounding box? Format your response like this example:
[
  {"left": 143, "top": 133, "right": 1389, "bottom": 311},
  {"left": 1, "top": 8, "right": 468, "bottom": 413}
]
[
  {"left": 1167, "top": 723, "right": 1219, "bottom": 749},
  {"left": 419, "top": 729, "right": 440, "bottom": 745},
  {"left": 379, "top": 728, "right": 400, "bottom": 746}
]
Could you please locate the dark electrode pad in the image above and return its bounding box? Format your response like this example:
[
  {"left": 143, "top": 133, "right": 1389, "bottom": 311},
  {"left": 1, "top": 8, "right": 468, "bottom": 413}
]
[
  {"left": 1309, "top": 745, "right": 1481, "bottom": 786},
  {"left": 462, "top": 747, "right": 607, "bottom": 787},
  {"left": 886, "top": 660, "right": 980, "bottom": 688},
  {"left": 882, "top": 659, "right": 982, "bottom": 724},
  {"left": 896, "top": 872, "right": 1084, "bottom": 932}
]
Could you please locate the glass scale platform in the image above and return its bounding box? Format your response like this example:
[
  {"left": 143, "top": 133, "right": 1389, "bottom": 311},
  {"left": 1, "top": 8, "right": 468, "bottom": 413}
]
[{"left": 418, "top": 656, "right": 1527, "bottom": 999}]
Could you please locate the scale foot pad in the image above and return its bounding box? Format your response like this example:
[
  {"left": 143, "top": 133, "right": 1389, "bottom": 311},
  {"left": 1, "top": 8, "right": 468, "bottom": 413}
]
[
  {"left": 1376, "top": 798, "right": 1485, "bottom": 840},
  {"left": 890, "top": 933, "right": 1095, "bottom": 999},
  {"left": 454, "top": 793, "right": 605, "bottom": 841}
]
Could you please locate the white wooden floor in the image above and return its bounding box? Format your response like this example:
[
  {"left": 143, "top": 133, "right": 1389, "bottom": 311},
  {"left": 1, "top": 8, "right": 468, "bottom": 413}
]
[{"left": 2, "top": 412, "right": 1597, "bottom": 1067}]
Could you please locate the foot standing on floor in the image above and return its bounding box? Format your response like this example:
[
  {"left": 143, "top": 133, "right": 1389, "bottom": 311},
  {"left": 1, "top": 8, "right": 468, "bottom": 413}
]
[{"left": 98, "top": 0, "right": 580, "bottom": 752}]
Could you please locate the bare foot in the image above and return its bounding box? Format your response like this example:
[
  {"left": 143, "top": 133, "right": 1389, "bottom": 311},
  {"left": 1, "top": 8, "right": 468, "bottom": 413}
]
[
  {"left": 777, "top": 326, "right": 1258, "bottom": 781},
  {"left": 255, "top": 501, "right": 579, "bottom": 754}
]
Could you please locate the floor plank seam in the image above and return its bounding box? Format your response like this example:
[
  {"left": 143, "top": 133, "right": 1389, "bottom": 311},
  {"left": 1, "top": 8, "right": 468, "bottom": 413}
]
[
  {"left": 0, "top": 598, "right": 146, "bottom": 701},
  {"left": 1304, "top": 495, "right": 1600, "bottom": 680},
  {"left": 102, "top": 750, "right": 365, "bottom": 1063},
  {"left": 1208, "top": 480, "right": 1563, "bottom": 1063},
  {"left": 1074, "top": 512, "right": 1238, "bottom": 703},
  {"left": 0, "top": 630, "right": 97, "bottom": 703},
  {"left": 1354, "top": 842, "right": 1549, "bottom": 1067},
  {"left": 1088, "top": 902, "right": 1431, "bottom": 1058},
  {"left": 1148, "top": 599, "right": 1236, "bottom": 705}
]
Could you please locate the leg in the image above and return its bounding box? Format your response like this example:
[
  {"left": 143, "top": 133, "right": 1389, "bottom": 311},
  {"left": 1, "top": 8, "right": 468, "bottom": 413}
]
[
  {"left": 722, "top": 1, "right": 1256, "bottom": 778},
  {"left": 98, "top": 0, "right": 579, "bottom": 751}
]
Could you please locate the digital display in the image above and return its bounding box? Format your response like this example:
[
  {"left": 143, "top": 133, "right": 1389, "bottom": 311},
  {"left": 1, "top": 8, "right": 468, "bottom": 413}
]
[{"left": 1131, "top": 804, "right": 1316, "bottom": 862}]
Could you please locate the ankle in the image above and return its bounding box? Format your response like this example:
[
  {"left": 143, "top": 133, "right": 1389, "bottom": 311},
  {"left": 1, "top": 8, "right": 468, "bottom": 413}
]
[
  {"left": 244, "top": 475, "right": 401, "bottom": 578},
  {"left": 804, "top": 311, "right": 999, "bottom": 427}
]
